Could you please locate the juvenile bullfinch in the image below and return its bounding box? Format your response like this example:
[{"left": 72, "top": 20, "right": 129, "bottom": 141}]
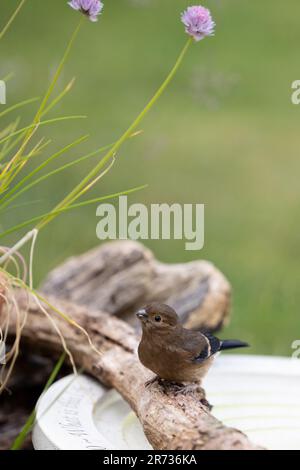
[{"left": 137, "top": 303, "right": 249, "bottom": 383}]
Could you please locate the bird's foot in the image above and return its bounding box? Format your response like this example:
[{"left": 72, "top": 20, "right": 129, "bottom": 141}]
[
  {"left": 145, "top": 376, "right": 162, "bottom": 388},
  {"left": 181, "top": 385, "right": 213, "bottom": 410},
  {"left": 200, "top": 397, "right": 213, "bottom": 411},
  {"left": 144, "top": 379, "right": 213, "bottom": 409},
  {"left": 145, "top": 378, "right": 184, "bottom": 392},
  {"left": 173, "top": 382, "right": 200, "bottom": 396},
  {"left": 168, "top": 381, "right": 186, "bottom": 393},
  {"left": 156, "top": 380, "right": 198, "bottom": 395},
  {"left": 171, "top": 382, "right": 213, "bottom": 409}
]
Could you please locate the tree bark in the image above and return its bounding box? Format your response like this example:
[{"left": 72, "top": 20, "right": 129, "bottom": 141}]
[
  {"left": 5, "top": 289, "right": 262, "bottom": 450},
  {"left": 41, "top": 241, "right": 231, "bottom": 332}
]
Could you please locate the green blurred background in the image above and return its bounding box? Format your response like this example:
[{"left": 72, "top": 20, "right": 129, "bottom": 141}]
[{"left": 1, "top": 0, "right": 299, "bottom": 355}]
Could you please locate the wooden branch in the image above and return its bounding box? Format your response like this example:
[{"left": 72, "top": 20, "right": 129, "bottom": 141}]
[
  {"left": 41, "top": 241, "right": 231, "bottom": 332},
  {"left": 5, "top": 290, "right": 262, "bottom": 450}
]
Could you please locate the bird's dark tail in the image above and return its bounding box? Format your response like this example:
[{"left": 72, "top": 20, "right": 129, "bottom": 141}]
[{"left": 220, "top": 340, "right": 249, "bottom": 351}]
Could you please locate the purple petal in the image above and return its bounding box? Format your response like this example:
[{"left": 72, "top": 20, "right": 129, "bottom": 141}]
[
  {"left": 90, "top": 1, "right": 103, "bottom": 16},
  {"left": 181, "top": 5, "right": 215, "bottom": 41},
  {"left": 68, "top": 0, "right": 104, "bottom": 22},
  {"left": 80, "top": 0, "right": 93, "bottom": 11},
  {"left": 68, "top": 0, "right": 81, "bottom": 11}
]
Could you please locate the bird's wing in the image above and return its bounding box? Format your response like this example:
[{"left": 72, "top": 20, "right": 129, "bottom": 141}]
[
  {"left": 165, "top": 328, "right": 221, "bottom": 364},
  {"left": 185, "top": 331, "right": 221, "bottom": 364}
]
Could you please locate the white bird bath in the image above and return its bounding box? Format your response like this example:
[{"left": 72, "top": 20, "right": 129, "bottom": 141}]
[{"left": 32, "top": 355, "right": 300, "bottom": 450}]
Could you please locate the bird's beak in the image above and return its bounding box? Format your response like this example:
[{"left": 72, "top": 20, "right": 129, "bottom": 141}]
[{"left": 136, "top": 309, "right": 148, "bottom": 321}]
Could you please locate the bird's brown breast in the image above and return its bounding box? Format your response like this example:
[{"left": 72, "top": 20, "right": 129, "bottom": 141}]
[{"left": 138, "top": 329, "right": 211, "bottom": 383}]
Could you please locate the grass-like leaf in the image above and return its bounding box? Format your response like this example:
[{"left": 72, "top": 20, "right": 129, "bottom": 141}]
[
  {"left": 0, "top": 97, "right": 39, "bottom": 120},
  {"left": 0, "top": 184, "right": 147, "bottom": 239},
  {"left": 0, "top": 135, "right": 89, "bottom": 210},
  {"left": 0, "top": 115, "right": 86, "bottom": 192},
  {"left": 42, "top": 78, "right": 76, "bottom": 117},
  {"left": 0, "top": 115, "right": 86, "bottom": 147},
  {"left": 0, "top": 118, "right": 21, "bottom": 163}
]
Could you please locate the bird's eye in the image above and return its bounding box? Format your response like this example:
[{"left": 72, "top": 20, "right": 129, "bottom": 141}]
[{"left": 154, "top": 315, "right": 161, "bottom": 322}]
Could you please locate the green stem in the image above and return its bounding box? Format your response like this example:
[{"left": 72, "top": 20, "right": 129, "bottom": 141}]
[
  {"left": 0, "top": 0, "right": 26, "bottom": 42},
  {"left": 34, "top": 19, "right": 83, "bottom": 124},
  {"left": 37, "top": 37, "right": 193, "bottom": 230}
]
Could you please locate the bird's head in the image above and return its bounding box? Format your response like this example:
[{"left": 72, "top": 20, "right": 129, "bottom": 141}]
[{"left": 136, "top": 303, "right": 179, "bottom": 331}]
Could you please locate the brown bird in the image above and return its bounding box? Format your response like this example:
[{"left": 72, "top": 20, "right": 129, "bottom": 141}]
[{"left": 137, "top": 303, "right": 249, "bottom": 384}]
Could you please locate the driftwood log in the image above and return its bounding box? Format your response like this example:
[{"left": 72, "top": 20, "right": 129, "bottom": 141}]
[
  {"left": 2, "top": 241, "right": 262, "bottom": 450},
  {"left": 42, "top": 241, "right": 231, "bottom": 331},
  {"left": 5, "top": 290, "right": 261, "bottom": 450}
]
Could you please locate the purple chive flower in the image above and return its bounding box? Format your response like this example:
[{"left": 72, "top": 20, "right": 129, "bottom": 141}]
[
  {"left": 181, "top": 5, "right": 215, "bottom": 42},
  {"left": 68, "top": 0, "right": 104, "bottom": 22}
]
